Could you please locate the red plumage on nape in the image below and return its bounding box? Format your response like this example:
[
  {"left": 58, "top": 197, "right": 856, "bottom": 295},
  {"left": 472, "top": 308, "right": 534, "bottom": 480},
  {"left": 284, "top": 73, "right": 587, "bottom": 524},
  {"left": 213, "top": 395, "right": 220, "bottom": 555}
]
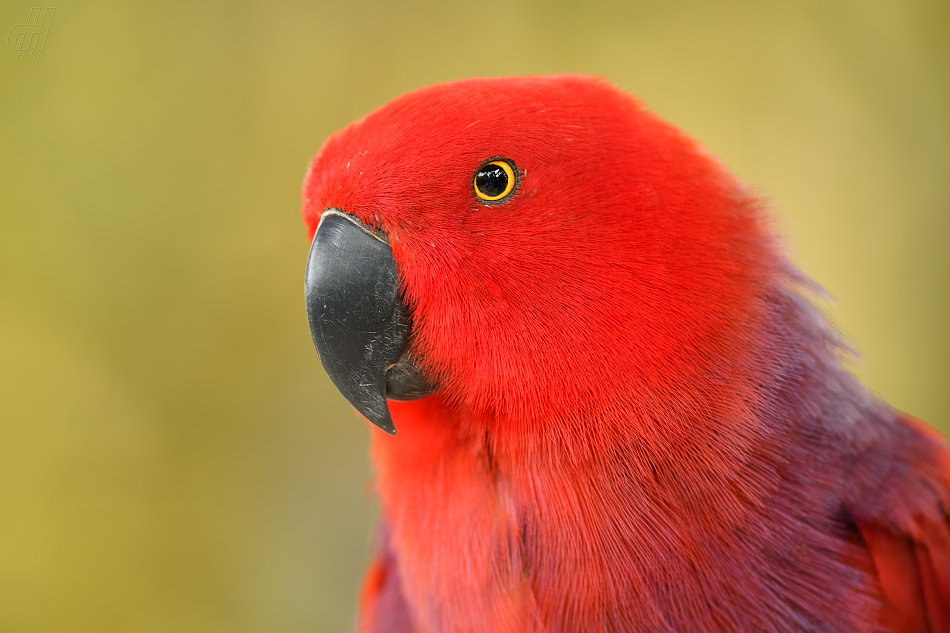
[{"left": 302, "top": 75, "right": 950, "bottom": 633}]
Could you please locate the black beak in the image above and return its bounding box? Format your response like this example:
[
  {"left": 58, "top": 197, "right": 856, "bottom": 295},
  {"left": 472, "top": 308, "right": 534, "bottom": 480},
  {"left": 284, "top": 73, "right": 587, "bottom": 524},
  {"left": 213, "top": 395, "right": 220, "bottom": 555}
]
[{"left": 304, "top": 209, "right": 434, "bottom": 434}]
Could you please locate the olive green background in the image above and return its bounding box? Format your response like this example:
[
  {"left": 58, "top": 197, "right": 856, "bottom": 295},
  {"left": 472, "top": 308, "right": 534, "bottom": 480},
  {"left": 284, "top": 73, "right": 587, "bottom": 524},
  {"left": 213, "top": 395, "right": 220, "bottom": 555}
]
[{"left": 1, "top": 0, "right": 947, "bottom": 631}]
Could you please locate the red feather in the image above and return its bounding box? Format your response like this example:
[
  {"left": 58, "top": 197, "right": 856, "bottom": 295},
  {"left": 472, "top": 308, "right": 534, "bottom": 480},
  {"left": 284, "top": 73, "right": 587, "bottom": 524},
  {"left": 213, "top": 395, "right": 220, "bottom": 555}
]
[
  {"left": 855, "top": 417, "right": 950, "bottom": 633},
  {"left": 303, "top": 75, "right": 949, "bottom": 632}
]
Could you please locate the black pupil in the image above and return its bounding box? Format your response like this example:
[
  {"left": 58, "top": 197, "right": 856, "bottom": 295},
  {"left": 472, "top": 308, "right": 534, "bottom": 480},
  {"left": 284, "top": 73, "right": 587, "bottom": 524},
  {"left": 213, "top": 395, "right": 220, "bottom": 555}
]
[{"left": 476, "top": 164, "right": 508, "bottom": 198}]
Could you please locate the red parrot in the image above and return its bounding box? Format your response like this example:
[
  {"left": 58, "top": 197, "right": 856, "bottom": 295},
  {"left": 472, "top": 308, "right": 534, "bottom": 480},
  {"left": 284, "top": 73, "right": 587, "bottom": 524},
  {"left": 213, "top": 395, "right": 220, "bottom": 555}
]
[{"left": 301, "top": 75, "right": 950, "bottom": 633}]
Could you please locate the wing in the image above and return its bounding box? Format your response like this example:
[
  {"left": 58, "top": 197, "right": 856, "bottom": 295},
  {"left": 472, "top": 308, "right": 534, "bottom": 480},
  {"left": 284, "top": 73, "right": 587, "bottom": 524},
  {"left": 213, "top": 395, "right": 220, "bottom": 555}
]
[
  {"left": 356, "top": 520, "right": 416, "bottom": 633},
  {"left": 852, "top": 416, "right": 950, "bottom": 633}
]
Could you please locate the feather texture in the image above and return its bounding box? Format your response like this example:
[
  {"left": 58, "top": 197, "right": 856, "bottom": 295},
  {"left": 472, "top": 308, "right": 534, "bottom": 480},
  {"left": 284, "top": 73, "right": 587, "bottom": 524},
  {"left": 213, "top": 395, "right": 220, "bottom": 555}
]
[{"left": 302, "top": 75, "right": 949, "bottom": 632}]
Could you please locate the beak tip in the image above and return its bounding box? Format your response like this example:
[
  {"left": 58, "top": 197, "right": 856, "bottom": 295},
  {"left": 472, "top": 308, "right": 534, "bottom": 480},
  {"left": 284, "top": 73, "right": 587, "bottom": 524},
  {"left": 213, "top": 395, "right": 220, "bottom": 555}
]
[{"left": 368, "top": 413, "right": 397, "bottom": 435}]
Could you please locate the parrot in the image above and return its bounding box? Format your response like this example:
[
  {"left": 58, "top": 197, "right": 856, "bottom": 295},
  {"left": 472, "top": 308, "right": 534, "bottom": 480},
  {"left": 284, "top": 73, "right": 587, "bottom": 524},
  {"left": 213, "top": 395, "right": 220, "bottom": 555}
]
[{"left": 300, "top": 75, "right": 950, "bottom": 633}]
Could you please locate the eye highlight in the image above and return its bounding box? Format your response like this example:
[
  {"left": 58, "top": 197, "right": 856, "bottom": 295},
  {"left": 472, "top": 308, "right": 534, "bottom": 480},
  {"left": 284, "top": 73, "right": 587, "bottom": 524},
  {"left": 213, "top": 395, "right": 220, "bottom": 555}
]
[{"left": 474, "top": 159, "right": 517, "bottom": 202}]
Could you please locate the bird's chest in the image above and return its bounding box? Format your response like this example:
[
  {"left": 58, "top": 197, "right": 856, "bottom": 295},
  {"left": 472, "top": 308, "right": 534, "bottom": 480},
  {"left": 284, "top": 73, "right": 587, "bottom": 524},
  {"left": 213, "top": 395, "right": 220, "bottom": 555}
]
[
  {"left": 371, "top": 421, "right": 537, "bottom": 633},
  {"left": 370, "top": 411, "right": 876, "bottom": 633}
]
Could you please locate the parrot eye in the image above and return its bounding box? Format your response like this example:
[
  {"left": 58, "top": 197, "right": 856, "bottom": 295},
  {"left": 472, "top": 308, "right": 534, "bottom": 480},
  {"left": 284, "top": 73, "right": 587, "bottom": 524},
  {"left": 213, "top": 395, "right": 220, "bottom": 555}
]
[{"left": 473, "top": 159, "right": 517, "bottom": 203}]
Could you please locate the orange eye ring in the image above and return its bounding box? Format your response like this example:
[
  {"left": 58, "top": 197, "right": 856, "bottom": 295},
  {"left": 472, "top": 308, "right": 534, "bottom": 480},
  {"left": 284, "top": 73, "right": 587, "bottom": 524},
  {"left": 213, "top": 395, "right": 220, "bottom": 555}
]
[{"left": 474, "top": 160, "right": 517, "bottom": 202}]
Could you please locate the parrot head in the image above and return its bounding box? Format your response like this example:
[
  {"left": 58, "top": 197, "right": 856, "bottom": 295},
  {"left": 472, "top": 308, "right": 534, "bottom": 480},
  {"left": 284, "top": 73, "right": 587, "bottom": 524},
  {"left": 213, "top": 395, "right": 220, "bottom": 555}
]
[{"left": 303, "top": 75, "right": 774, "bottom": 440}]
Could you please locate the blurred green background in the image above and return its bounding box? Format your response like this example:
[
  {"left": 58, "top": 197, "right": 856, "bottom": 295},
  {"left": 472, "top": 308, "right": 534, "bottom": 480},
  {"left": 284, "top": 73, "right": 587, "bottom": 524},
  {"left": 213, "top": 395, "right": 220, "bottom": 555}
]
[{"left": 1, "top": 0, "right": 948, "bottom": 631}]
